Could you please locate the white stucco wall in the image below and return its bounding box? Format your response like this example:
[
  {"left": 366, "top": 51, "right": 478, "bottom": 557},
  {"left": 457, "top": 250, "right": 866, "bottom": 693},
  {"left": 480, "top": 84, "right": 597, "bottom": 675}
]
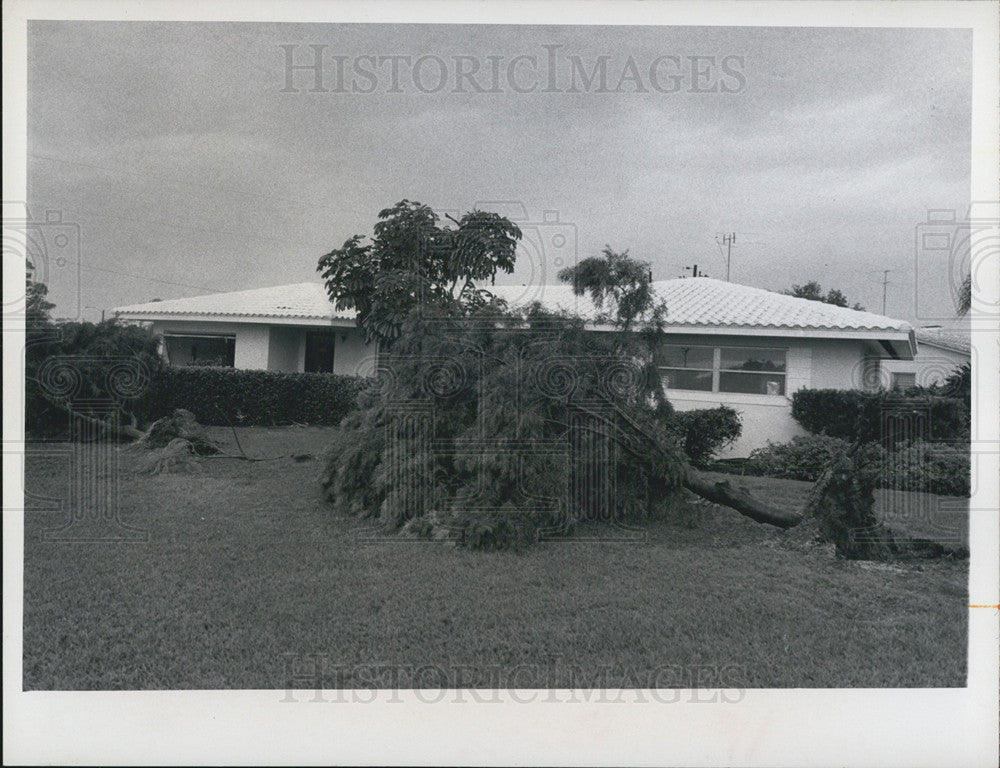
[
  {"left": 234, "top": 325, "right": 270, "bottom": 370},
  {"left": 267, "top": 326, "right": 303, "bottom": 372},
  {"left": 661, "top": 334, "right": 870, "bottom": 458},
  {"left": 333, "top": 327, "right": 376, "bottom": 376},
  {"left": 881, "top": 343, "right": 969, "bottom": 388}
]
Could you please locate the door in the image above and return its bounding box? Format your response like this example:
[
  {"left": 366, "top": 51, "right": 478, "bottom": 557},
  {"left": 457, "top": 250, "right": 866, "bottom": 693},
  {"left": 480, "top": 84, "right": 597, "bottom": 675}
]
[{"left": 304, "top": 330, "right": 336, "bottom": 373}]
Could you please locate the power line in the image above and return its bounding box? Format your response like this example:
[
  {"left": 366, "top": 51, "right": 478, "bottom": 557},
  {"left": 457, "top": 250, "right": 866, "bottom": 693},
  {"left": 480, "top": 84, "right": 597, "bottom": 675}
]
[
  {"left": 52, "top": 203, "right": 333, "bottom": 251},
  {"left": 30, "top": 152, "right": 370, "bottom": 221},
  {"left": 67, "top": 260, "right": 226, "bottom": 293}
]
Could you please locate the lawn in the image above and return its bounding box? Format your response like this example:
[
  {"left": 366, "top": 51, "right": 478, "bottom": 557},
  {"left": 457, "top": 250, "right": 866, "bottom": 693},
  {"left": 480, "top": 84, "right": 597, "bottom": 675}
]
[{"left": 22, "top": 426, "right": 968, "bottom": 690}]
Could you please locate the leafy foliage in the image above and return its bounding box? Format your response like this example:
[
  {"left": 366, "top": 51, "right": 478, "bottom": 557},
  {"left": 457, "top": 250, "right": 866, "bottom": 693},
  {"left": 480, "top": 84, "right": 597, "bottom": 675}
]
[
  {"left": 746, "top": 435, "right": 878, "bottom": 482},
  {"left": 791, "top": 388, "right": 969, "bottom": 445},
  {"left": 558, "top": 246, "right": 663, "bottom": 331},
  {"left": 938, "top": 362, "right": 971, "bottom": 410},
  {"left": 25, "top": 282, "right": 164, "bottom": 438},
  {"left": 320, "top": 305, "right": 690, "bottom": 547},
  {"left": 136, "top": 368, "right": 362, "bottom": 427},
  {"left": 744, "top": 435, "right": 969, "bottom": 496},
  {"left": 784, "top": 280, "right": 865, "bottom": 311},
  {"left": 317, "top": 200, "right": 522, "bottom": 347},
  {"left": 668, "top": 406, "right": 742, "bottom": 467},
  {"left": 957, "top": 274, "right": 971, "bottom": 316}
]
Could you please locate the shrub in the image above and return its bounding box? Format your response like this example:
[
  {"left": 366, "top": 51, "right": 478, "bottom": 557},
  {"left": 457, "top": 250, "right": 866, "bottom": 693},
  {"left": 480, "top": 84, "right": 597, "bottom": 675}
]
[
  {"left": 746, "top": 435, "right": 859, "bottom": 481},
  {"left": 25, "top": 319, "right": 164, "bottom": 439},
  {"left": 668, "top": 406, "right": 742, "bottom": 467},
  {"left": 878, "top": 441, "right": 970, "bottom": 497},
  {"left": 791, "top": 388, "right": 970, "bottom": 445},
  {"left": 135, "top": 367, "right": 363, "bottom": 427},
  {"left": 744, "top": 435, "right": 969, "bottom": 496}
]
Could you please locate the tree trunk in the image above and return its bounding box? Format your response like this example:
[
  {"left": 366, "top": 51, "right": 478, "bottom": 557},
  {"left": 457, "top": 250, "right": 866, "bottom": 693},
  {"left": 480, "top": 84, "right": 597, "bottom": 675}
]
[{"left": 684, "top": 470, "right": 803, "bottom": 529}]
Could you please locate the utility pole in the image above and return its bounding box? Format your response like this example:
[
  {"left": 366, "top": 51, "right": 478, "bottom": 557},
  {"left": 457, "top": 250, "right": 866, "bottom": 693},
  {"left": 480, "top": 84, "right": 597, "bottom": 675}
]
[
  {"left": 881, "top": 270, "right": 890, "bottom": 314},
  {"left": 716, "top": 233, "right": 736, "bottom": 281},
  {"left": 724, "top": 233, "right": 734, "bottom": 282}
]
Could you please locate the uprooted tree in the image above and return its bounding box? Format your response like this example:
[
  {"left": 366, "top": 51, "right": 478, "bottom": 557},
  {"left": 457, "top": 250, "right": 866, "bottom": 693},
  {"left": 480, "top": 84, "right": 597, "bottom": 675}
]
[{"left": 318, "top": 202, "right": 799, "bottom": 549}]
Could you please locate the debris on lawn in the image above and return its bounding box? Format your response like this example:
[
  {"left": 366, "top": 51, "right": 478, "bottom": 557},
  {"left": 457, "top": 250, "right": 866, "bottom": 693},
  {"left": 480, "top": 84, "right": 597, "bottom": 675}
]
[
  {"left": 136, "top": 437, "right": 203, "bottom": 475},
  {"left": 133, "top": 409, "right": 221, "bottom": 455}
]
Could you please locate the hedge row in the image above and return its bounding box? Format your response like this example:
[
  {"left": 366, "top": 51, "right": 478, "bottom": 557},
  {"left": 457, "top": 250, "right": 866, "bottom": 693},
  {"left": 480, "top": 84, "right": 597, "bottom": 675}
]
[
  {"left": 791, "top": 388, "right": 969, "bottom": 445},
  {"left": 743, "top": 434, "right": 970, "bottom": 497},
  {"left": 131, "top": 366, "right": 363, "bottom": 427}
]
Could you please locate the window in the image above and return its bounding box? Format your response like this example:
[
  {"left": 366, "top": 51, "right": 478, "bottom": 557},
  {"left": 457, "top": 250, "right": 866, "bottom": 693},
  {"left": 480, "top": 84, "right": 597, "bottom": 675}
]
[
  {"left": 304, "top": 330, "right": 336, "bottom": 373},
  {"left": 891, "top": 372, "right": 916, "bottom": 391},
  {"left": 719, "top": 346, "right": 786, "bottom": 395},
  {"left": 658, "top": 345, "right": 714, "bottom": 391},
  {"left": 163, "top": 334, "right": 235, "bottom": 367},
  {"left": 659, "top": 344, "right": 787, "bottom": 396}
]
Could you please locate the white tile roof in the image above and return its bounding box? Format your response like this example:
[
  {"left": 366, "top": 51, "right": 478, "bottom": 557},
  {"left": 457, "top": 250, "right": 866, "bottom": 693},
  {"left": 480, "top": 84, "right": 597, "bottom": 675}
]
[
  {"left": 490, "top": 278, "right": 911, "bottom": 332},
  {"left": 114, "top": 282, "right": 354, "bottom": 321},
  {"left": 914, "top": 328, "right": 971, "bottom": 354},
  {"left": 114, "top": 277, "right": 912, "bottom": 334}
]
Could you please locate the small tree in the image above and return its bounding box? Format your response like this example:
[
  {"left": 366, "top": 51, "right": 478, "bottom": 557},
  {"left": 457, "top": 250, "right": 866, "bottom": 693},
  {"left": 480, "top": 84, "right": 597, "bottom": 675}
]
[
  {"left": 317, "top": 200, "right": 522, "bottom": 347},
  {"left": 24, "top": 276, "right": 163, "bottom": 438},
  {"left": 957, "top": 274, "right": 971, "bottom": 316},
  {"left": 319, "top": 209, "right": 800, "bottom": 548},
  {"left": 785, "top": 281, "right": 865, "bottom": 311}
]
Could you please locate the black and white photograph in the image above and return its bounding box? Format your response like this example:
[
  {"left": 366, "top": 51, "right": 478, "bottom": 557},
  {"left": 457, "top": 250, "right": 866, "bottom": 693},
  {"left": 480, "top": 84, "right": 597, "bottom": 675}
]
[{"left": 4, "top": 1, "right": 999, "bottom": 765}]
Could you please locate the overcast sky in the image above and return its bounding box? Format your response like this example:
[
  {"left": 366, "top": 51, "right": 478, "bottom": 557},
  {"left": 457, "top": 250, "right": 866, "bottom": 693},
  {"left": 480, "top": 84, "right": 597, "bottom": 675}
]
[{"left": 27, "top": 22, "right": 971, "bottom": 326}]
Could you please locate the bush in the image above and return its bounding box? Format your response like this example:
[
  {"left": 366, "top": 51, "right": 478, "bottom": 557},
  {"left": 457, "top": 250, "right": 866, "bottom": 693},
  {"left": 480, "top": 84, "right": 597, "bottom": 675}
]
[
  {"left": 25, "top": 319, "right": 164, "bottom": 439},
  {"left": 668, "top": 406, "right": 742, "bottom": 467},
  {"left": 791, "top": 388, "right": 970, "bottom": 445},
  {"left": 135, "top": 367, "right": 363, "bottom": 427},
  {"left": 879, "top": 441, "right": 970, "bottom": 497},
  {"left": 744, "top": 435, "right": 969, "bottom": 496},
  {"left": 745, "top": 435, "right": 884, "bottom": 482}
]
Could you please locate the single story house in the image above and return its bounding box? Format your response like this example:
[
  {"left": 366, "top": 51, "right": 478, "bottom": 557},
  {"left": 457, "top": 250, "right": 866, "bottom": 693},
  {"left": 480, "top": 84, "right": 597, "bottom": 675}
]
[
  {"left": 114, "top": 277, "right": 924, "bottom": 458},
  {"left": 881, "top": 328, "right": 971, "bottom": 390}
]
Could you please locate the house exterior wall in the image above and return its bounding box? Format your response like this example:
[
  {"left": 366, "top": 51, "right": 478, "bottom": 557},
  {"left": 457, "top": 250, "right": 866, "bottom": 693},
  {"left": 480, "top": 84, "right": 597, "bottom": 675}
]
[
  {"left": 881, "top": 343, "right": 968, "bottom": 388},
  {"left": 660, "top": 333, "right": 869, "bottom": 458},
  {"left": 150, "top": 320, "right": 270, "bottom": 370},
  {"left": 145, "top": 319, "right": 899, "bottom": 457},
  {"left": 333, "top": 327, "right": 376, "bottom": 377},
  {"left": 234, "top": 325, "right": 270, "bottom": 369},
  {"left": 267, "top": 326, "right": 302, "bottom": 372}
]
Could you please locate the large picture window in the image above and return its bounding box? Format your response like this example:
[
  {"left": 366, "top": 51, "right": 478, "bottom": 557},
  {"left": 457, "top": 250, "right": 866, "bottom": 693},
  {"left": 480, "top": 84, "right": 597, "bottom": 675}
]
[
  {"left": 163, "top": 334, "right": 235, "bottom": 367},
  {"left": 659, "top": 344, "right": 787, "bottom": 396}
]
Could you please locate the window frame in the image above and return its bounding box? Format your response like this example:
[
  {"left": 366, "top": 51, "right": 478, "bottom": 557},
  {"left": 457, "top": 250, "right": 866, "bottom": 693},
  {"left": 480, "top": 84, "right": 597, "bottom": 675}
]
[
  {"left": 162, "top": 333, "right": 236, "bottom": 367},
  {"left": 659, "top": 343, "right": 788, "bottom": 397}
]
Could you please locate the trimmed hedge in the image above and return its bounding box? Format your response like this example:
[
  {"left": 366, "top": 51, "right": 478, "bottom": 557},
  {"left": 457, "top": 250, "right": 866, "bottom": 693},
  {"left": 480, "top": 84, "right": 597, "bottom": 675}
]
[
  {"left": 744, "top": 434, "right": 970, "bottom": 497},
  {"left": 791, "top": 388, "right": 969, "bottom": 445},
  {"left": 668, "top": 406, "right": 742, "bottom": 467},
  {"left": 135, "top": 367, "right": 362, "bottom": 427}
]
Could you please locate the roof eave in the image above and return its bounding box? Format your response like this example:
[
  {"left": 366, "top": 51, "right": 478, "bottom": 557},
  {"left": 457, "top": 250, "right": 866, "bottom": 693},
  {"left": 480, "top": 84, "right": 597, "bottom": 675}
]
[{"left": 113, "top": 311, "right": 356, "bottom": 328}]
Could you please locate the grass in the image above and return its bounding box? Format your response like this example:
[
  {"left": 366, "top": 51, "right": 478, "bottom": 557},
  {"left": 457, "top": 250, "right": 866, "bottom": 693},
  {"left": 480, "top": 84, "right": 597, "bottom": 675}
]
[{"left": 23, "top": 426, "right": 968, "bottom": 690}]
